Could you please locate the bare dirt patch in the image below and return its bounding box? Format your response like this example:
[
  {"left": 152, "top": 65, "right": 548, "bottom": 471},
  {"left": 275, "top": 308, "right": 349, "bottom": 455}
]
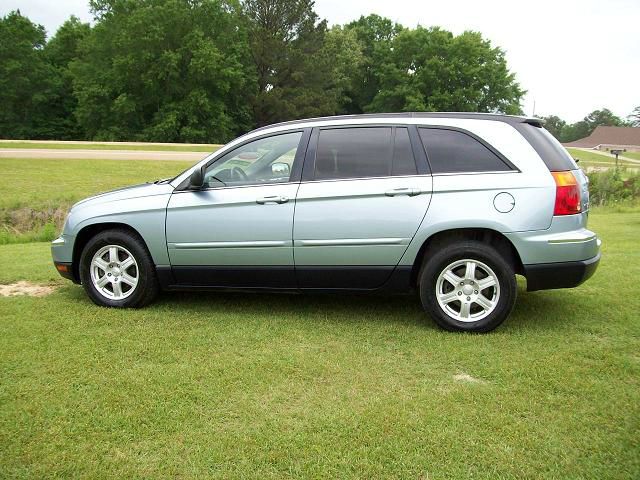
[
  {"left": 0, "top": 281, "right": 56, "bottom": 297},
  {"left": 453, "top": 372, "right": 486, "bottom": 384}
]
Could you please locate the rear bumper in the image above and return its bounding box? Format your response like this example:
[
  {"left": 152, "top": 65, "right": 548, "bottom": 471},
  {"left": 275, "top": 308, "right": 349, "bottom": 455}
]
[{"left": 523, "top": 252, "right": 600, "bottom": 292}]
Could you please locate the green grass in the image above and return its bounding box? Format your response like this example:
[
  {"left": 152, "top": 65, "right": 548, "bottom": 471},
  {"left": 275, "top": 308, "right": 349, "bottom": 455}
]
[
  {"left": 0, "top": 157, "right": 193, "bottom": 244},
  {"left": 566, "top": 147, "right": 637, "bottom": 169},
  {"left": 623, "top": 151, "right": 640, "bottom": 161},
  {"left": 0, "top": 207, "right": 639, "bottom": 478},
  {"left": 0, "top": 140, "right": 221, "bottom": 152},
  {"left": 0, "top": 157, "right": 192, "bottom": 210}
]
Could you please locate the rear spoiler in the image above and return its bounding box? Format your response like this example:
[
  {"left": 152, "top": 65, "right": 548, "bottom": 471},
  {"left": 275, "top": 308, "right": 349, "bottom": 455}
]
[{"left": 523, "top": 118, "right": 544, "bottom": 128}]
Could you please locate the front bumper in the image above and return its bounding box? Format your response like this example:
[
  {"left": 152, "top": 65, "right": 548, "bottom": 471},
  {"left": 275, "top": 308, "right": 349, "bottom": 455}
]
[
  {"left": 523, "top": 252, "right": 600, "bottom": 291},
  {"left": 53, "top": 261, "right": 76, "bottom": 282},
  {"left": 51, "top": 235, "right": 78, "bottom": 283}
]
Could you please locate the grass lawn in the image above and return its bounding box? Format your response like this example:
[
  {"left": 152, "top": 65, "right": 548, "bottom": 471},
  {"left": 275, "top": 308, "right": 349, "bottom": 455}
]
[
  {"left": 0, "top": 206, "right": 639, "bottom": 478},
  {"left": 0, "top": 157, "right": 192, "bottom": 210},
  {"left": 0, "top": 140, "right": 221, "bottom": 153},
  {"left": 565, "top": 147, "right": 637, "bottom": 169},
  {"left": 0, "top": 157, "right": 193, "bottom": 243},
  {"left": 623, "top": 151, "right": 640, "bottom": 161}
]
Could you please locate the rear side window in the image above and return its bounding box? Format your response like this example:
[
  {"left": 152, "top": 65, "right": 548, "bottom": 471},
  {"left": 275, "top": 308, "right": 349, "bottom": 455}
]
[
  {"left": 514, "top": 123, "right": 578, "bottom": 171},
  {"left": 419, "top": 128, "right": 512, "bottom": 174},
  {"left": 314, "top": 127, "right": 417, "bottom": 180}
]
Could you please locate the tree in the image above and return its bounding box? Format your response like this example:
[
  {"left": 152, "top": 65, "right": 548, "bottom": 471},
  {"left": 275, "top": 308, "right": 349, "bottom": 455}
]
[
  {"left": 584, "top": 108, "right": 626, "bottom": 129},
  {"left": 341, "top": 14, "right": 402, "bottom": 114},
  {"left": 72, "top": 0, "right": 255, "bottom": 143},
  {"left": 353, "top": 26, "right": 524, "bottom": 114},
  {"left": 561, "top": 108, "right": 627, "bottom": 143},
  {"left": 319, "top": 26, "right": 365, "bottom": 114},
  {"left": 539, "top": 115, "right": 566, "bottom": 141},
  {"left": 0, "top": 11, "right": 55, "bottom": 139},
  {"left": 629, "top": 106, "right": 640, "bottom": 127},
  {"left": 40, "top": 16, "right": 91, "bottom": 139},
  {"left": 242, "top": 0, "right": 336, "bottom": 126}
]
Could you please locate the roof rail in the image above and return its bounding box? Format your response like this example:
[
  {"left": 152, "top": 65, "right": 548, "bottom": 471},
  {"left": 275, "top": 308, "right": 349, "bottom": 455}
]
[{"left": 251, "top": 112, "right": 544, "bottom": 134}]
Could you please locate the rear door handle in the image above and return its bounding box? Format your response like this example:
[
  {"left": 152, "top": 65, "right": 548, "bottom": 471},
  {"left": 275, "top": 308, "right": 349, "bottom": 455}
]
[
  {"left": 256, "top": 195, "right": 289, "bottom": 204},
  {"left": 385, "top": 187, "right": 421, "bottom": 197}
]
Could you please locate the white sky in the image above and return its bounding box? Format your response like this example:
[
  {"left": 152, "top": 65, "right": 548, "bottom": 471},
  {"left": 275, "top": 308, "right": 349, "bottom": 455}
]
[{"left": 2, "top": 0, "right": 638, "bottom": 122}]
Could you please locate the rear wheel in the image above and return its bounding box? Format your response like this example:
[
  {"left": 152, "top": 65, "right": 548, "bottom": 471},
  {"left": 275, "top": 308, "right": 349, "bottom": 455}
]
[
  {"left": 419, "top": 241, "right": 516, "bottom": 332},
  {"left": 79, "top": 229, "right": 159, "bottom": 308}
]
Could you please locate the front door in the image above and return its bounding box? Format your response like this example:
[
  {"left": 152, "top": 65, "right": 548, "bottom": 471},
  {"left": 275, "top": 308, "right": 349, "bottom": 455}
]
[
  {"left": 293, "top": 126, "right": 432, "bottom": 289},
  {"left": 166, "top": 130, "right": 307, "bottom": 288}
]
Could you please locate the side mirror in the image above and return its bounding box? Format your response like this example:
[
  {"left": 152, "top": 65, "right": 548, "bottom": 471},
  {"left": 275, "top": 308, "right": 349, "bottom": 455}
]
[
  {"left": 189, "top": 166, "right": 204, "bottom": 189},
  {"left": 271, "top": 162, "right": 290, "bottom": 176}
]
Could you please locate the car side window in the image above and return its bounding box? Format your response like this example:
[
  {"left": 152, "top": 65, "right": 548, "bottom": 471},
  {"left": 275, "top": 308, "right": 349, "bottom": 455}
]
[
  {"left": 314, "top": 127, "right": 417, "bottom": 180},
  {"left": 418, "top": 128, "right": 511, "bottom": 174},
  {"left": 204, "top": 131, "right": 303, "bottom": 187},
  {"left": 392, "top": 127, "right": 418, "bottom": 176}
]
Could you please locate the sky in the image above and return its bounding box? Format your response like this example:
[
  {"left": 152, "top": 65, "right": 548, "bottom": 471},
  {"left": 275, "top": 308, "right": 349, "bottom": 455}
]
[{"left": 2, "top": 0, "right": 638, "bottom": 123}]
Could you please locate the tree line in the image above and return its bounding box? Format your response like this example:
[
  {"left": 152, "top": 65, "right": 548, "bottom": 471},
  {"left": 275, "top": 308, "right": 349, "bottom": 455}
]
[{"left": 0, "top": 0, "right": 525, "bottom": 143}]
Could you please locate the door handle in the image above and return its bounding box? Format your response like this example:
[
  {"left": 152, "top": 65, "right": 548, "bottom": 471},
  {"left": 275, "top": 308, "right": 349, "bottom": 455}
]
[
  {"left": 256, "top": 195, "right": 289, "bottom": 204},
  {"left": 384, "top": 187, "right": 421, "bottom": 197}
]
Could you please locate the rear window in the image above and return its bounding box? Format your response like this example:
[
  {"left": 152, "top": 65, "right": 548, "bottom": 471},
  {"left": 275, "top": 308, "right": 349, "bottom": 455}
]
[
  {"left": 514, "top": 123, "right": 578, "bottom": 171},
  {"left": 418, "top": 128, "right": 512, "bottom": 174}
]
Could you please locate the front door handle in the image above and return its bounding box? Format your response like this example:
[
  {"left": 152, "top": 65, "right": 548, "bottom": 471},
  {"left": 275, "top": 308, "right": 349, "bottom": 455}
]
[
  {"left": 256, "top": 195, "right": 289, "bottom": 204},
  {"left": 385, "top": 187, "right": 421, "bottom": 197}
]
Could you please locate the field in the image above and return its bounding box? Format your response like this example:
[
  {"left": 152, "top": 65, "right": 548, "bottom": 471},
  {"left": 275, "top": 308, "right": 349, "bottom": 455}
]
[
  {"left": 623, "top": 151, "right": 640, "bottom": 161},
  {"left": 566, "top": 147, "right": 637, "bottom": 170},
  {"left": 0, "top": 150, "right": 639, "bottom": 478},
  {"left": 0, "top": 206, "right": 639, "bottom": 478},
  {"left": 0, "top": 157, "right": 192, "bottom": 243}
]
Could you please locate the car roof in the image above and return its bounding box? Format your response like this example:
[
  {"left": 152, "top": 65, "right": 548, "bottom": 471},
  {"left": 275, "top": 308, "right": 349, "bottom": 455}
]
[{"left": 251, "top": 112, "right": 543, "bottom": 134}]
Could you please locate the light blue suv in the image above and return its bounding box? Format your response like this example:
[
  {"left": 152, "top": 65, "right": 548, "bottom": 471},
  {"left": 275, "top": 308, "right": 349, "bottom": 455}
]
[{"left": 52, "top": 113, "right": 601, "bottom": 332}]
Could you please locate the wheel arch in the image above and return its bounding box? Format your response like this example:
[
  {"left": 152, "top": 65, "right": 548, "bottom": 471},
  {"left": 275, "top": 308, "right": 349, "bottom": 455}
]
[
  {"left": 72, "top": 222, "right": 149, "bottom": 283},
  {"left": 410, "top": 228, "right": 524, "bottom": 288}
]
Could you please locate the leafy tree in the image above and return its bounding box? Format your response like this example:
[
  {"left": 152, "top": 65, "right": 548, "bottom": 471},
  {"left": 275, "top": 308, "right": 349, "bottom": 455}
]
[
  {"left": 0, "top": 11, "right": 54, "bottom": 139},
  {"left": 341, "top": 14, "right": 402, "bottom": 114},
  {"left": 319, "top": 26, "right": 365, "bottom": 114},
  {"left": 40, "top": 16, "right": 91, "bottom": 139},
  {"left": 584, "top": 108, "right": 626, "bottom": 129},
  {"left": 629, "top": 106, "right": 640, "bottom": 127},
  {"left": 539, "top": 115, "right": 566, "bottom": 141},
  {"left": 354, "top": 26, "right": 524, "bottom": 114},
  {"left": 241, "top": 0, "right": 336, "bottom": 125},
  {"left": 561, "top": 108, "right": 627, "bottom": 143},
  {"left": 72, "top": 0, "right": 255, "bottom": 143}
]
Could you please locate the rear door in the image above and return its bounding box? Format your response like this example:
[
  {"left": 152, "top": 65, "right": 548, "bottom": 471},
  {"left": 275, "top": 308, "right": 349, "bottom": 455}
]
[{"left": 293, "top": 125, "right": 432, "bottom": 289}]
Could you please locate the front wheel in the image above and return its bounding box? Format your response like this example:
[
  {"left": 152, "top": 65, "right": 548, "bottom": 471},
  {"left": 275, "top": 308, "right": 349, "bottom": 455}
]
[
  {"left": 79, "top": 229, "right": 159, "bottom": 308},
  {"left": 419, "top": 241, "right": 516, "bottom": 332}
]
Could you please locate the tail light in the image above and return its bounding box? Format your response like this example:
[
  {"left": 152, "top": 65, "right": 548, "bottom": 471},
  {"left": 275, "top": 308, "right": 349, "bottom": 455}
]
[{"left": 551, "top": 171, "right": 581, "bottom": 215}]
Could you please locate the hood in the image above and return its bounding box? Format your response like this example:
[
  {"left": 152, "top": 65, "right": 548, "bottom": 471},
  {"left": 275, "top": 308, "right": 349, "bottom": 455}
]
[{"left": 72, "top": 182, "right": 175, "bottom": 210}]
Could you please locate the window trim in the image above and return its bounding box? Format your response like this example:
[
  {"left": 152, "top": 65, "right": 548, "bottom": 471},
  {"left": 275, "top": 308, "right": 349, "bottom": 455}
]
[
  {"left": 302, "top": 124, "right": 425, "bottom": 182},
  {"left": 418, "top": 125, "right": 520, "bottom": 174},
  {"left": 175, "top": 128, "right": 311, "bottom": 191}
]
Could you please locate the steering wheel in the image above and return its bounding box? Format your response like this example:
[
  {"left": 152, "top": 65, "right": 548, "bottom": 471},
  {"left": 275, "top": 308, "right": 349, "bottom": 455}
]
[{"left": 231, "top": 167, "right": 248, "bottom": 182}]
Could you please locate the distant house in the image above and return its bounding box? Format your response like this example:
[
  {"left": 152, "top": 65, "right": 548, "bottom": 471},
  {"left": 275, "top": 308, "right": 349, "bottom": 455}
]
[{"left": 564, "top": 126, "right": 640, "bottom": 152}]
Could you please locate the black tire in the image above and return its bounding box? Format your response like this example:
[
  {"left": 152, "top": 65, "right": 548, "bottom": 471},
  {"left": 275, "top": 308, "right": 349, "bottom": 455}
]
[
  {"left": 419, "top": 240, "right": 516, "bottom": 333},
  {"left": 79, "top": 229, "right": 159, "bottom": 308}
]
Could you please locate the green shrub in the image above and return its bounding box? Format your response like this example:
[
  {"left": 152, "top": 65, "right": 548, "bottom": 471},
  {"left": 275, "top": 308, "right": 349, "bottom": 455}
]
[{"left": 586, "top": 169, "right": 640, "bottom": 206}]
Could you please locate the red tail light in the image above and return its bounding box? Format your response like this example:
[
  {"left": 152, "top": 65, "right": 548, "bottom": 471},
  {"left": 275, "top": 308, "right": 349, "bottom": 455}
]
[{"left": 551, "top": 171, "right": 581, "bottom": 215}]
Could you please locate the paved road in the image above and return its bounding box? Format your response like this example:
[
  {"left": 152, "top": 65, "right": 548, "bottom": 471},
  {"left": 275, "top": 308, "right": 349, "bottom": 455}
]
[{"left": 0, "top": 148, "right": 208, "bottom": 161}]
